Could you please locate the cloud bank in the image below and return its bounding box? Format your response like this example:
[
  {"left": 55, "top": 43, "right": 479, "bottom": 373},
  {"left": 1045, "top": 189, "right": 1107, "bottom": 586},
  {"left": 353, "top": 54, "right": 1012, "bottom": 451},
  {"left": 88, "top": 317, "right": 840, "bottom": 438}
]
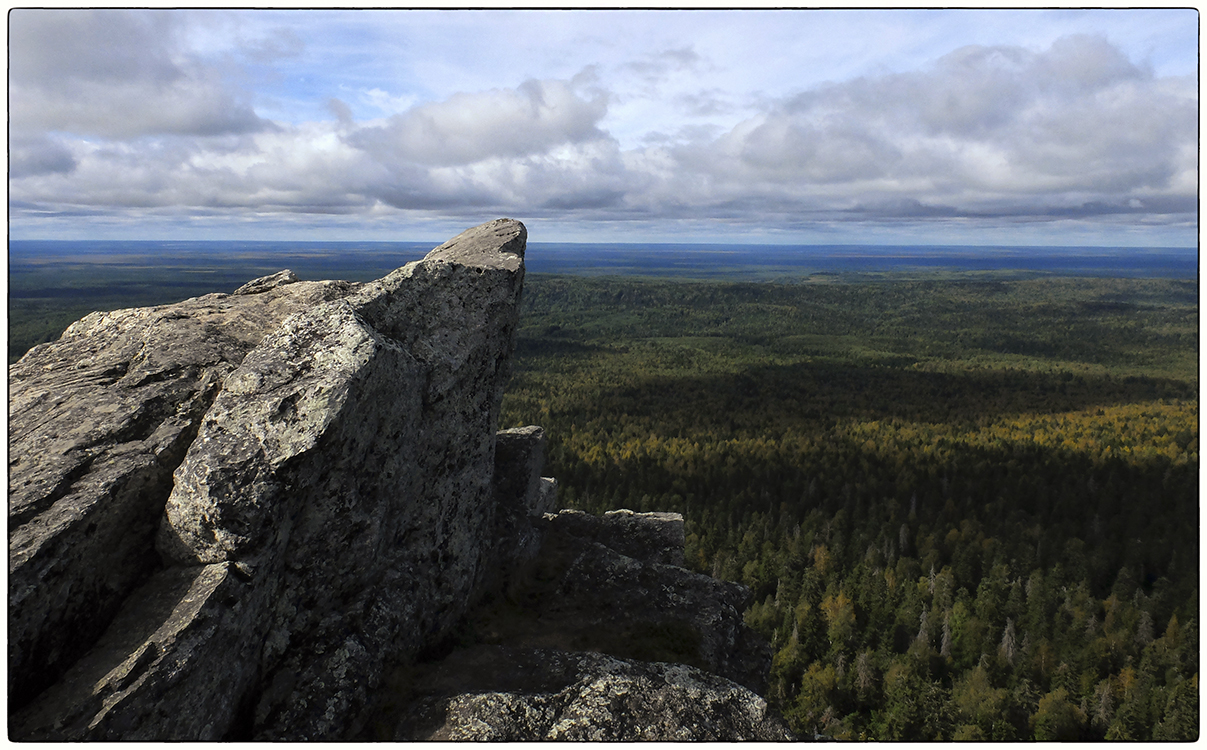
[{"left": 8, "top": 10, "right": 1197, "bottom": 243}]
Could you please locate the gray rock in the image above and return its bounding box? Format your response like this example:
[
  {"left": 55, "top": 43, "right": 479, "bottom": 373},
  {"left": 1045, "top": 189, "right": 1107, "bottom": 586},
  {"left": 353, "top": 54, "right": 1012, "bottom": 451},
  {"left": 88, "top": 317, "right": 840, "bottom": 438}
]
[
  {"left": 9, "top": 217, "right": 785, "bottom": 742},
  {"left": 11, "top": 563, "right": 265, "bottom": 741},
  {"left": 165, "top": 218, "right": 528, "bottom": 740},
  {"left": 8, "top": 277, "right": 358, "bottom": 708},
  {"left": 390, "top": 646, "right": 794, "bottom": 741},
  {"left": 493, "top": 426, "right": 548, "bottom": 520},
  {"left": 447, "top": 506, "right": 772, "bottom": 697},
  {"left": 540, "top": 526, "right": 772, "bottom": 694},
  {"left": 363, "top": 502, "right": 783, "bottom": 740},
  {"left": 557, "top": 541, "right": 771, "bottom": 694},
  {"left": 545, "top": 507, "right": 686, "bottom": 566},
  {"left": 487, "top": 426, "right": 559, "bottom": 594},
  {"left": 232, "top": 269, "right": 299, "bottom": 295},
  {"left": 10, "top": 219, "right": 531, "bottom": 741}
]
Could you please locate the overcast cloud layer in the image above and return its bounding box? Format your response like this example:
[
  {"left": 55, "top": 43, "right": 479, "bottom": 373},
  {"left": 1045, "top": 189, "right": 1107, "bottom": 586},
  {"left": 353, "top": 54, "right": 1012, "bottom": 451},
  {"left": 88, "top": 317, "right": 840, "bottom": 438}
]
[{"left": 8, "top": 9, "right": 1198, "bottom": 244}]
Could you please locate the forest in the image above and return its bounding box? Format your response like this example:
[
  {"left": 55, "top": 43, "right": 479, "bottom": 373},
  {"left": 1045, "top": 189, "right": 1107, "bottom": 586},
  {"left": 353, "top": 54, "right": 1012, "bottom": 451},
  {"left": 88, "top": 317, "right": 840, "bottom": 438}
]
[
  {"left": 8, "top": 264, "right": 1198, "bottom": 740},
  {"left": 497, "top": 273, "right": 1199, "bottom": 741}
]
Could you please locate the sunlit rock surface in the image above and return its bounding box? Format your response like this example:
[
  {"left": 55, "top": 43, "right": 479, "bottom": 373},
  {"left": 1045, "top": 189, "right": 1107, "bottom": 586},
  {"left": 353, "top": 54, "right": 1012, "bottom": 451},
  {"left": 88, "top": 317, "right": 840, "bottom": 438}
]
[
  {"left": 9, "top": 271, "right": 359, "bottom": 710},
  {"left": 9, "top": 218, "right": 790, "bottom": 741},
  {"left": 390, "top": 646, "right": 793, "bottom": 742}
]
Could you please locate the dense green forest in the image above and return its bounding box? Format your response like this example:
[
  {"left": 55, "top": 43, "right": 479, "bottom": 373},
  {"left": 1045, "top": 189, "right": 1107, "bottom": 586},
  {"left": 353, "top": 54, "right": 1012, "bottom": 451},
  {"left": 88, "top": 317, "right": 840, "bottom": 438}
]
[
  {"left": 498, "top": 274, "right": 1199, "bottom": 741},
  {"left": 9, "top": 269, "right": 1198, "bottom": 740}
]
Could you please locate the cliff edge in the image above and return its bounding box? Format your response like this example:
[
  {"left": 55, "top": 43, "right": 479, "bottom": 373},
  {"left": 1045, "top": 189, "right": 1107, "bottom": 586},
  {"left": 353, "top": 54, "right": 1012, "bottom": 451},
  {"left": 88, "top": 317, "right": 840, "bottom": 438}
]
[{"left": 8, "top": 219, "right": 791, "bottom": 741}]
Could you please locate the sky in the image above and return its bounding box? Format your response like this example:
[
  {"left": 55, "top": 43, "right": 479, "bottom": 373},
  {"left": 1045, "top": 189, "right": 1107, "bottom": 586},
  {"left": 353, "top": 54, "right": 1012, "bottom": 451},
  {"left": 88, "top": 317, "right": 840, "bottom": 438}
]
[{"left": 7, "top": 8, "right": 1200, "bottom": 246}]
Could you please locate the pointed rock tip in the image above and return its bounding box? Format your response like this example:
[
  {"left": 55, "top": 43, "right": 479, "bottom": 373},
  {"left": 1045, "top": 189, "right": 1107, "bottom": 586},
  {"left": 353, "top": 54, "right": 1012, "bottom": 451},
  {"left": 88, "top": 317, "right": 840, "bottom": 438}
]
[
  {"left": 233, "top": 269, "right": 300, "bottom": 295},
  {"left": 426, "top": 218, "right": 527, "bottom": 270}
]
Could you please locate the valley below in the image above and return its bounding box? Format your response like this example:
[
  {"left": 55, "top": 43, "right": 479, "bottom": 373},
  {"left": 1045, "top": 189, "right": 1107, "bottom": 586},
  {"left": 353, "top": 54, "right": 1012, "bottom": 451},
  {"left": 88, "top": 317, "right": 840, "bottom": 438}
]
[{"left": 9, "top": 246, "right": 1198, "bottom": 740}]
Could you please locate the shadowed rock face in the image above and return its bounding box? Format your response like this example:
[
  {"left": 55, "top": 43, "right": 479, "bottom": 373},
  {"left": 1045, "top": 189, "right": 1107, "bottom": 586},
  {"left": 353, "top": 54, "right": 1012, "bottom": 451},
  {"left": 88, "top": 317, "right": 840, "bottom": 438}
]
[
  {"left": 539, "top": 510, "right": 772, "bottom": 695},
  {"left": 9, "top": 218, "right": 790, "bottom": 742},
  {"left": 10, "top": 219, "right": 535, "bottom": 740},
  {"left": 366, "top": 508, "right": 786, "bottom": 741},
  {"left": 546, "top": 507, "right": 687, "bottom": 567}
]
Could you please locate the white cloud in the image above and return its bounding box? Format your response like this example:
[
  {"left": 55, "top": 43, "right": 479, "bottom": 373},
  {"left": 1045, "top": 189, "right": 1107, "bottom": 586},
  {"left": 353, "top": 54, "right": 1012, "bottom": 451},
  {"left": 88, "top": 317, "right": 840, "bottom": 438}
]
[
  {"left": 644, "top": 34, "right": 1197, "bottom": 224},
  {"left": 359, "top": 88, "right": 420, "bottom": 116},
  {"left": 6, "top": 10, "right": 1197, "bottom": 243},
  {"left": 9, "top": 135, "right": 79, "bottom": 179},
  {"left": 348, "top": 78, "right": 610, "bottom": 167},
  {"left": 9, "top": 10, "right": 270, "bottom": 139}
]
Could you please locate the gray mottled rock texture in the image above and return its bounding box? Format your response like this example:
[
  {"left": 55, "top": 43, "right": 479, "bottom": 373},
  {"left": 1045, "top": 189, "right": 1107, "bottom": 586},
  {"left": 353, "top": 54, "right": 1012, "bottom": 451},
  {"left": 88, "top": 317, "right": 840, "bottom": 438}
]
[
  {"left": 488, "top": 426, "right": 559, "bottom": 593},
  {"left": 391, "top": 642, "right": 796, "bottom": 743},
  {"left": 389, "top": 646, "right": 793, "bottom": 741},
  {"left": 10, "top": 219, "right": 533, "bottom": 740},
  {"left": 9, "top": 217, "right": 786, "bottom": 742},
  {"left": 8, "top": 275, "right": 357, "bottom": 708},
  {"left": 10, "top": 563, "right": 263, "bottom": 741},
  {"left": 548, "top": 537, "right": 772, "bottom": 694}
]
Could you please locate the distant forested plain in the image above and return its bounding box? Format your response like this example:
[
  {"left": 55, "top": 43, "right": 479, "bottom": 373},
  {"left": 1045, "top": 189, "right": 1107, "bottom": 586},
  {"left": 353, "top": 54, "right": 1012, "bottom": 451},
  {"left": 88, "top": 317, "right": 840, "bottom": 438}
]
[{"left": 7, "top": 242, "right": 1200, "bottom": 740}]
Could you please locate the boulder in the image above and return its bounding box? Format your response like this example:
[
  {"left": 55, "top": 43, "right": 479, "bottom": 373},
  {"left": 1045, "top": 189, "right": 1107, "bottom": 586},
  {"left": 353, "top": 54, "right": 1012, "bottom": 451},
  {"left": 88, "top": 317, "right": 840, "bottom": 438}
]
[
  {"left": 387, "top": 646, "right": 794, "bottom": 741},
  {"left": 546, "top": 537, "right": 772, "bottom": 694}
]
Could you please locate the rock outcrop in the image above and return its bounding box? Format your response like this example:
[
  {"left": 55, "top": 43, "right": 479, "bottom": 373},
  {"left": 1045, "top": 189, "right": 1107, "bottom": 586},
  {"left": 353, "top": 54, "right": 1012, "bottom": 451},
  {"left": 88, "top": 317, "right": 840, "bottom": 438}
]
[
  {"left": 464, "top": 508, "right": 772, "bottom": 695},
  {"left": 8, "top": 219, "right": 791, "bottom": 741},
  {"left": 9, "top": 273, "right": 359, "bottom": 710},
  {"left": 366, "top": 507, "right": 786, "bottom": 741},
  {"left": 388, "top": 647, "right": 793, "bottom": 741}
]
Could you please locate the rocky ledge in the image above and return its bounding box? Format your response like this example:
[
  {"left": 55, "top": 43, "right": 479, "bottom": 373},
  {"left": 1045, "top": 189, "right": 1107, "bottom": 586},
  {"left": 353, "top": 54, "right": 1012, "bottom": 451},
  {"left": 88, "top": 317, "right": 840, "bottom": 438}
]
[
  {"left": 8, "top": 220, "right": 793, "bottom": 741},
  {"left": 364, "top": 507, "right": 790, "bottom": 741}
]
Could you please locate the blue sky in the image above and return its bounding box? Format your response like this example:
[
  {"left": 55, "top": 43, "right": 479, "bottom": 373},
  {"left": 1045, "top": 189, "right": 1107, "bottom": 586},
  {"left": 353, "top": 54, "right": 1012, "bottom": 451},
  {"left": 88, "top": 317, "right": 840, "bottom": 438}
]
[{"left": 7, "top": 8, "right": 1199, "bottom": 246}]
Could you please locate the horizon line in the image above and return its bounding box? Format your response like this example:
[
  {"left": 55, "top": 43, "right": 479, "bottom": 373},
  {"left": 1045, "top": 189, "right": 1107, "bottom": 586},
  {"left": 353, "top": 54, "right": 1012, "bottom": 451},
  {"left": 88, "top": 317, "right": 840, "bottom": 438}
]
[{"left": 9, "top": 238, "right": 1199, "bottom": 252}]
